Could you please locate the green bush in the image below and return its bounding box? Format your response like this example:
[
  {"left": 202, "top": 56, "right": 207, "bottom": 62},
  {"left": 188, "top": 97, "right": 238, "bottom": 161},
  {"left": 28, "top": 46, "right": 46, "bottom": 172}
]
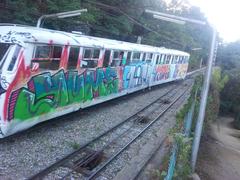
[
  {"left": 173, "top": 133, "right": 192, "bottom": 179},
  {"left": 205, "top": 67, "right": 228, "bottom": 123}
]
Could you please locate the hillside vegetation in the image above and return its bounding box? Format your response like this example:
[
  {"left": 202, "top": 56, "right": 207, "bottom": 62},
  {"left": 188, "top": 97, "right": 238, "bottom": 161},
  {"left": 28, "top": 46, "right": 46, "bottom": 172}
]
[
  {"left": 217, "top": 42, "right": 240, "bottom": 128},
  {"left": 0, "top": 0, "right": 212, "bottom": 70}
]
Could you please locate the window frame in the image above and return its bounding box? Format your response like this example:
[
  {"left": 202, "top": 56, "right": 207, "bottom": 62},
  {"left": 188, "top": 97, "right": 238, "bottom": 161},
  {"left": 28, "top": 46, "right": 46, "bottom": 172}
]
[
  {"left": 161, "top": 54, "right": 166, "bottom": 64},
  {"left": 126, "top": 51, "right": 132, "bottom": 65},
  {"left": 7, "top": 45, "right": 22, "bottom": 72},
  {"left": 67, "top": 46, "right": 80, "bottom": 70},
  {"left": 178, "top": 56, "right": 183, "bottom": 64},
  {"left": 145, "top": 53, "right": 153, "bottom": 63},
  {"left": 165, "top": 54, "right": 172, "bottom": 64},
  {"left": 132, "top": 52, "right": 141, "bottom": 62},
  {"left": 32, "top": 44, "right": 63, "bottom": 71},
  {"left": 172, "top": 55, "right": 179, "bottom": 64},
  {"left": 81, "top": 47, "right": 100, "bottom": 68},
  {"left": 110, "top": 50, "right": 124, "bottom": 67},
  {"left": 155, "top": 54, "right": 160, "bottom": 65}
]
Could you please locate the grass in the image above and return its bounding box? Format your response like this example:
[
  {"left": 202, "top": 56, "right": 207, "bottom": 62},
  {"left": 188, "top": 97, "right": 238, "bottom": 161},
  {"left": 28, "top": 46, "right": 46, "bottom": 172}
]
[{"left": 67, "top": 141, "right": 81, "bottom": 150}]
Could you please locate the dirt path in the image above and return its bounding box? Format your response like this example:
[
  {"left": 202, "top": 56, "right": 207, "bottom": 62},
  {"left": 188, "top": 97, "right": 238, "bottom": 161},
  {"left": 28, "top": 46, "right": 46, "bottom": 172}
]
[{"left": 196, "top": 117, "right": 240, "bottom": 180}]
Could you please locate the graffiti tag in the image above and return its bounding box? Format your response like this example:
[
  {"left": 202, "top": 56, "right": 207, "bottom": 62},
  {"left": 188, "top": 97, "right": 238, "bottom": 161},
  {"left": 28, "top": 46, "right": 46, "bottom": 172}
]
[{"left": 0, "top": 31, "right": 37, "bottom": 45}]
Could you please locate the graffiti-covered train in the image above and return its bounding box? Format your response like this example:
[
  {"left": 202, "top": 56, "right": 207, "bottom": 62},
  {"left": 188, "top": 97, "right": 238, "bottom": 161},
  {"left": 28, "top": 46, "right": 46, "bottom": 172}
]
[{"left": 0, "top": 24, "right": 189, "bottom": 138}]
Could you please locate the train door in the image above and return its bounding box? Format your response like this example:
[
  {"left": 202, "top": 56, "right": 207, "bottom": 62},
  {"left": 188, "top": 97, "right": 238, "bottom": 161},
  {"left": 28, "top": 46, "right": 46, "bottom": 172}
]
[{"left": 0, "top": 43, "right": 23, "bottom": 125}]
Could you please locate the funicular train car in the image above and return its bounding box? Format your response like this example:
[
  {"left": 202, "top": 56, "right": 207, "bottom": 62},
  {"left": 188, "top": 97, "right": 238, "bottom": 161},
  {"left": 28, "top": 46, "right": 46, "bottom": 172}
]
[{"left": 0, "top": 24, "right": 189, "bottom": 137}]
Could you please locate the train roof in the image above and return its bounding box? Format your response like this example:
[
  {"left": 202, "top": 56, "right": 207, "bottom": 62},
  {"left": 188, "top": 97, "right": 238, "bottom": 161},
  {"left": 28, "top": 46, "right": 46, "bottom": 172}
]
[{"left": 0, "top": 24, "right": 189, "bottom": 56}]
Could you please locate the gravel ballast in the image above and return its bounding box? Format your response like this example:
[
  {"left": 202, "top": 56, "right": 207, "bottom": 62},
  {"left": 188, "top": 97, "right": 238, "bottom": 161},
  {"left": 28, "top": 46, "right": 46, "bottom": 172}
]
[{"left": 0, "top": 80, "right": 192, "bottom": 179}]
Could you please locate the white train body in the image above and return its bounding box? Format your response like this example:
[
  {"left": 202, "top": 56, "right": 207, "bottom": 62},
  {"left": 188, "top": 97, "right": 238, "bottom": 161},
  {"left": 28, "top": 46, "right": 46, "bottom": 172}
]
[{"left": 0, "top": 24, "right": 189, "bottom": 138}]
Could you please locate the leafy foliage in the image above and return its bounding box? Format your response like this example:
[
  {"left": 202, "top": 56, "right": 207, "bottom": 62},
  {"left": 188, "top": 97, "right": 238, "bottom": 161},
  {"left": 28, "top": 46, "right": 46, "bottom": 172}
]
[
  {"left": 217, "top": 41, "right": 240, "bottom": 128},
  {"left": 174, "top": 133, "right": 192, "bottom": 179},
  {"left": 205, "top": 67, "right": 228, "bottom": 123},
  {"left": 0, "top": 0, "right": 211, "bottom": 69},
  {"left": 166, "top": 76, "right": 203, "bottom": 179}
]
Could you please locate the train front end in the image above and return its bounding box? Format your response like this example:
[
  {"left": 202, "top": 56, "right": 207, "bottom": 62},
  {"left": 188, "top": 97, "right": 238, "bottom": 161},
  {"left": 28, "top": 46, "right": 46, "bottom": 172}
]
[{"left": 0, "top": 31, "right": 26, "bottom": 138}]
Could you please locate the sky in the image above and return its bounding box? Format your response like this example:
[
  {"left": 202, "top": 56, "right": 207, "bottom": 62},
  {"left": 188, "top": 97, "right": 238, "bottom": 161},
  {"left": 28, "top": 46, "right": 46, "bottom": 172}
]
[{"left": 187, "top": 0, "right": 240, "bottom": 42}]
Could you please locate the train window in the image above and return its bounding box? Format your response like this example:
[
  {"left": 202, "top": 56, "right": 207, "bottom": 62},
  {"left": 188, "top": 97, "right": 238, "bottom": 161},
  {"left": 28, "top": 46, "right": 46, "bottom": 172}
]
[
  {"left": 0, "top": 43, "right": 10, "bottom": 63},
  {"left": 182, "top": 56, "right": 185, "bottom": 63},
  {"left": 155, "top": 55, "right": 160, "bottom": 64},
  {"left": 7, "top": 45, "right": 21, "bottom": 71},
  {"left": 166, "top": 55, "right": 172, "bottom": 64},
  {"left": 161, "top": 54, "right": 166, "bottom": 64},
  {"left": 133, "top": 52, "right": 140, "bottom": 59},
  {"left": 183, "top": 56, "right": 189, "bottom": 63},
  {"left": 146, "top": 53, "right": 153, "bottom": 63},
  {"left": 52, "top": 46, "right": 62, "bottom": 59},
  {"left": 183, "top": 56, "right": 187, "bottom": 63},
  {"left": 142, "top": 53, "right": 146, "bottom": 62},
  {"left": 159, "top": 54, "right": 162, "bottom": 64},
  {"left": 111, "top": 51, "right": 124, "bottom": 67},
  {"left": 32, "top": 45, "right": 62, "bottom": 71},
  {"left": 172, "top": 56, "right": 179, "bottom": 64},
  {"left": 181, "top": 56, "right": 185, "bottom": 63},
  {"left": 182, "top": 56, "right": 186, "bottom": 63},
  {"left": 35, "top": 46, "right": 51, "bottom": 59},
  {"left": 126, "top": 51, "right": 132, "bottom": 65},
  {"left": 132, "top": 52, "right": 141, "bottom": 62},
  {"left": 84, "top": 49, "right": 91, "bottom": 58},
  {"left": 0, "top": 43, "right": 11, "bottom": 70},
  {"left": 93, "top": 49, "right": 100, "bottom": 59},
  {"left": 113, "top": 51, "right": 119, "bottom": 59},
  {"left": 103, "top": 50, "right": 111, "bottom": 67},
  {"left": 176, "top": 56, "right": 180, "bottom": 63},
  {"left": 49, "top": 46, "right": 62, "bottom": 70},
  {"left": 81, "top": 48, "right": 99, "bottom": 68},
  {"left": 177, "top": 56, "right": 180, "bottom": 63},
  {"left": 68, "top": 47, "right": 80, "bottom": 70},
  {"left": 178, "top": 56, "right": 183, "bottom": 64}
]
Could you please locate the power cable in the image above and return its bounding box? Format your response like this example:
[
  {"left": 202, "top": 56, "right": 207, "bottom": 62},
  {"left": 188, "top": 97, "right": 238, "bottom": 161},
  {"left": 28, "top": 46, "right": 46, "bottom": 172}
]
[{"left": 83, "top": 0, "right": 183, "bottom": 46}]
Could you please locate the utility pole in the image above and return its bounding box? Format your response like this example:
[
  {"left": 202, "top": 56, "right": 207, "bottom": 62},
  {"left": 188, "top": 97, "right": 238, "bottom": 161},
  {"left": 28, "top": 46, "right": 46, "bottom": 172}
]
[
  {"left": 191, "top": 28, "right": 217, "bottom": 170},
  {"left": 145, "top": 9, "right": 217, "bottom": 172}
]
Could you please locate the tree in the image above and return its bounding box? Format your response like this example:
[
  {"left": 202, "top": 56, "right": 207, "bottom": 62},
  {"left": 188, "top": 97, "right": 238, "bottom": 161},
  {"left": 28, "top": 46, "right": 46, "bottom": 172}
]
[
  {"left": 216, "top": 41, "right": 240, "bottom": 128},
  {"left": 0, "top": 0, "right": 212, "bottom": 68}
]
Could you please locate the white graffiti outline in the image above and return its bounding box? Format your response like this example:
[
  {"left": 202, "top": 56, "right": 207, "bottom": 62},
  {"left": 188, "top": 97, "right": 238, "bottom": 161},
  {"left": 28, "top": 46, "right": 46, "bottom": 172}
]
[
  {"left": 0, "top": 30, "right": 37, "bottom": 45},
  {"left": 0, "top": 76, "right": 10, "bottom": 90}
]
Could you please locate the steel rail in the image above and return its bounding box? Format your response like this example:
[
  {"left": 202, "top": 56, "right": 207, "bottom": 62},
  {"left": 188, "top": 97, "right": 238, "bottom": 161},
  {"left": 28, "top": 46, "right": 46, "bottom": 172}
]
[
  {"left": 133, "top": 136, "right": 168, "bottom": 180},
  {"left": 86, "top": 86, "right": 190, "bottom": 179},
  {"left": 132, "top": 93, "right": 190, "bottom": 180},
  {"left": 60, "top": 88, "right": 179, "bottom": 179},
  {"left": 29, "top": 85, "right": 178, "bottom": 180}
]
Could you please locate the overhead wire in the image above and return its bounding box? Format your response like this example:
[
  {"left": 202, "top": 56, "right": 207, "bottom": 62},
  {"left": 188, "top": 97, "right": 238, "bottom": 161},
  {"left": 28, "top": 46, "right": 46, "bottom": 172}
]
[
  {"left": 82, "top": 0, "right": 183, "bottom": 46},
  {"left": 1, "top": 0, "right": 184, "bottom": 48}
]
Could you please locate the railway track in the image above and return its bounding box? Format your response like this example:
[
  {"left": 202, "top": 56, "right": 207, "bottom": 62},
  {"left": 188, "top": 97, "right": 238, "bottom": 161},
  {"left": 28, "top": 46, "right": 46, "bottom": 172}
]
[{"left": 29, "top": 82, "right": 191, "bottom": 180}]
